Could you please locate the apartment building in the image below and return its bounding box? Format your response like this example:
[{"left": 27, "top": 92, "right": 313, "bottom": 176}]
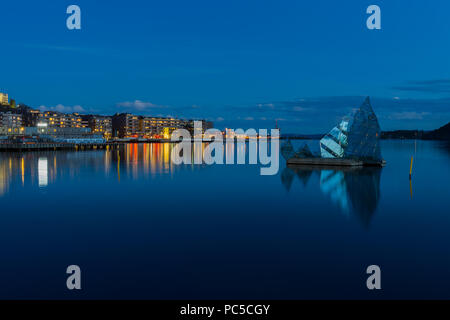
[
  {"left": 0, "top": 112, "right": 23, "bottom": 128},
  {"left": 0, "top": 93, "right": 8, "bottom": 106},
  {"left": 112, "top": 113, "right": 140, "bottom": 138},
  {"left": 81, "top": 115, "right": 112, "bottom": 139}
]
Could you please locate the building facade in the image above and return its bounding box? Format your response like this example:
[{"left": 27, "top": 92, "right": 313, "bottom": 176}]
[
  {"left": 82, "top": 115, "right": 112, "bottom": 139},
  {"left": 39, "top": 111, "right": 88, "bottom": 128},
  {"left": 22, "top": 109, "right": 88, "bottom": 129},
  {"left": 0, "top": 112, "right": 23, "bottom": 128},
  {"left": 184, "top": 120, "right": 214, "bottom": 135},
  {"left": 112, "top": 113, "right": 140, "bottom": 138},
  {"left": 0, "top": 93, "right": 8, "bottom": 106},
  {"left": 139, "top": 116, "right": 189, "bottom": 138},
  {"left": 21, "top": 109, "right": 41, "bottom": 127},
  {"left": 3, "top": 106, "right": 213, "bottom": 141},
  {"left": 112, "top": 113, "right": 209, "bottom": 138}
]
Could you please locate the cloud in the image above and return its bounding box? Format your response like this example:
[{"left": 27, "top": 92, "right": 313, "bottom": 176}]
[
  {"left": 116, "top": 100, "right": 166, "bottom": 111},
  {"left": 244, "top": 117, "right": 254, "bottom": 121},
  {"left": 257, "top": 103, "right": 275, "bottom": 109},
  {"left": 215, "top": 117, "right": 225, "bottom": 122},
  {"left": 388, "top": 111, "right": 431, "bottom": 120},
  {"left": 39, "top": 104, "right": 85, "bottom": 113},
  {"left": 409, "top": 80, "right": 450, "bottom": 85},
  {"left": 392, "top": 79, "right": 450, "bottom": 93},
  {"left": 229, "top": 95, "right": 449, "bottom": 132}
]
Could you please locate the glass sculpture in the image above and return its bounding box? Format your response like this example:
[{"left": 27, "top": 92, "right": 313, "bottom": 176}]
[{"left": 320, "top": 97, "right": 382, "bottom": 161}]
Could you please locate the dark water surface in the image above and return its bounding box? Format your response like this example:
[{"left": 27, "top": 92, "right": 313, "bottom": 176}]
[{"left": 0, "top": 140, "right": 449, "bottom": 299}]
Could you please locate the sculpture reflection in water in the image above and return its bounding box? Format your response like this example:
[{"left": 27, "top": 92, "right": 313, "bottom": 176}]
[{"left": 281, "top": 165, "right": 382, "bottom": 228}]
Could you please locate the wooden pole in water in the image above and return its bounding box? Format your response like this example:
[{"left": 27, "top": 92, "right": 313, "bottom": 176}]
[
  {"left": 409, "top": 177, "right": 413, "bottom": 198},
  {"left": 409, "top": 156, "right": 414, "bottom": 179}
]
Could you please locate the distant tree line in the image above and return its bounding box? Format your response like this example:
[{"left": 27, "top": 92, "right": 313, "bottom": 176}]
[{"left": 381, "top": 122, "right": 450, "bottom": 140}]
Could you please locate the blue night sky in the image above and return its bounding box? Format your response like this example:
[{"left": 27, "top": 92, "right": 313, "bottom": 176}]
[{"left": 1, "top": 0, "right": 450, "bottom": 133}]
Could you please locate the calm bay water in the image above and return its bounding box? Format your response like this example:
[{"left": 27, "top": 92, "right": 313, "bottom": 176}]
[{"left": 0, "top": 140, "right": 449, "bottom": 299}]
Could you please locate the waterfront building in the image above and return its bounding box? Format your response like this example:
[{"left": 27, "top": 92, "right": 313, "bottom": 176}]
[
  {"left": 0, "top": 93, "right": 8, "bottom": 106},
  {"left": 12, "top": 105, "right": 212, "bottom": 140},
  {"left": 0, "top": 108, "right": 103, "bottom": 142},
  {"left": 184, "top": 120, "right": 214, "bottom": 135},
  {"left": 22, "top": 109, "right": 89, "bottom": 129},
  {"left": 81, "top": 115, "right": 112, "bottom": 139},
  {"left": 0, "top": 125, "right": 92, "bottom": 138},
  {"left": 139, "top": 116, "right": 159, "bottom": 137},
  {"left": 0, "top": 126, "right": 25, "bottom": 136},
  {"left": 0, "top": 112, "right": 23, "bottom": 128},
  {"left": 39, "top": 111, "right": 88, "bottom": 128},
  {"left": 30, "top": 126, "right": 91, "bottom": 136},
  {"left": 112, "top": 113, "right": 141, "bottom": 138},
  {"left": 33, "top": 126, "right": 103, "bottom": 143},
  {"left": 40, "top": 128, "right": 104, "bottom": 143},
  {"left": 23, "top": 126, "right": 102, "bottom": 143},
  {"left": 112, "top": 113, "right": 212, "bottom": 139},
  {"left": 21, "top": 108, "right": 41, "bottom": 127},
  {"left": 139, "top": 116, "right": 191, "bottom": 138}
]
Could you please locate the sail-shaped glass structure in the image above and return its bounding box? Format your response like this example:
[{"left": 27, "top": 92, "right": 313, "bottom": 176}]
[
  {"left": 296, "top": 143, "right": 313, "bottom": 158},
  {"left": 281, "top": 140, "right": 316, "bottom": 161},
  {"left": 319, "top": 117, "right": 350, "bottom": 158},
  {"left": 280, "top": 139, "right": 296, "bottom": 161},
  {"left": 320, "top": 97, "right": 382, "bottom": 161}
]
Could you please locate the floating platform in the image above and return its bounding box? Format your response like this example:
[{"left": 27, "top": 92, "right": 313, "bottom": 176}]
[{"left": 286, "top": 157, "right": 385, "bottom": 167}]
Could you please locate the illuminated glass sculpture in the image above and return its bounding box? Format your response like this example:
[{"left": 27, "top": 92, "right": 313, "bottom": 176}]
[
  {"left": 281, "top": 141, "right": 315, "bottom": 161},
  {"left": 296, "top": 143, "right": 313, "bottom": 158},
  {"left": 320, "top": 97, "right": 382, "bottom": 162},
  {"left": 280, "top": 139, "right": 296, "bottom": 161}
]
